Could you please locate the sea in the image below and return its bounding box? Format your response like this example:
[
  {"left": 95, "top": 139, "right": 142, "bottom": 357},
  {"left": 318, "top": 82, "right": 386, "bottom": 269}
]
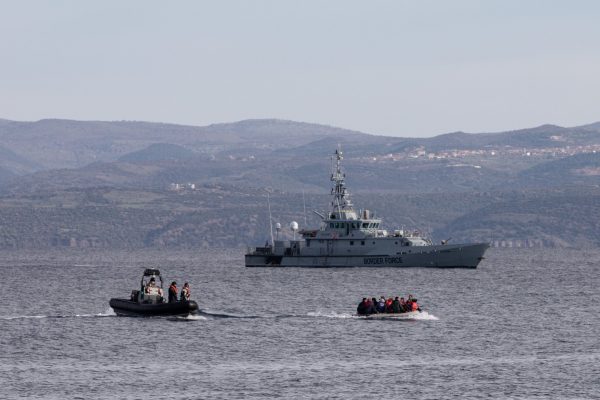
[{"left": 1, "top": 248, "right": 599, "bottom": 400}]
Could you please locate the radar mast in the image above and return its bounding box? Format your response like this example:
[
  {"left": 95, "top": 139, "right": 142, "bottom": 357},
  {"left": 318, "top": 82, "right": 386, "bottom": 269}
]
[{"left": 330, "top": 147, "right": 354, "bottom": 218}]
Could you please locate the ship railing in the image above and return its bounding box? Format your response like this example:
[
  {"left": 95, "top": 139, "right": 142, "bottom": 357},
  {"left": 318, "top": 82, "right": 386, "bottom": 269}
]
[{"left": 247, "top": 246, "right": 273, "bottom": 255}]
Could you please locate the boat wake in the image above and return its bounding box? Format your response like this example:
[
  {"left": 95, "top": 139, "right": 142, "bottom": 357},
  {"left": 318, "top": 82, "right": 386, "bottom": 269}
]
[
  {"left": 167, "top": 314, "right": 208, "bottom": 322},
  {"left": 1, "top": 308, "right": 438, "bottom": 321},
  {"left": 1, "top": 307, "right": 116, "bottom": 320},
  {"left": 196, "top": 309, "right": 269, "bottom": 319},
  {"left": 306, "top": 310, "right": 358, "bottom": 319},
  {"left": 409, "top": 311, "right": 438, "bottom": 320}
]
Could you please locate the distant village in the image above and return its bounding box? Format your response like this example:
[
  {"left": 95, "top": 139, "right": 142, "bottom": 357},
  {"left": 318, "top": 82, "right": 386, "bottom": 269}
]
[
  {"left": 168, "top": 182, "right": 197, "bottom": 191},
  {"left": 361, "top": 144, "right": 600, "bottom": 163}
]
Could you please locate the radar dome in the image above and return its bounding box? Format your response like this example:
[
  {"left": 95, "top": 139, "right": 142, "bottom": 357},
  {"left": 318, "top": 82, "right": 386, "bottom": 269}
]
[
  {"left": 290, "top": 221, "right": 299, "bottom": 231},
  {"left": 275, "top": 223, "right": 282, "bottom": 230}
]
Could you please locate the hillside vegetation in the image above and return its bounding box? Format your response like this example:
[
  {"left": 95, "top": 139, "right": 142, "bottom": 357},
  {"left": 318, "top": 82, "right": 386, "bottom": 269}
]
[{"left": 0, "top": 118, "right": 599, "bottom": 249}]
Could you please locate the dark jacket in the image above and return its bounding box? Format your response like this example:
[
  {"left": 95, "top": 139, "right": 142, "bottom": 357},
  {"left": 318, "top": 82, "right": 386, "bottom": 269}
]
[
  {"left": 168, "top": 285, "right": 178, "bottom": 303},
  {"left": 392, "top": 299, "right": 401, "bottom": 313},
  {"left": 357, "top": 300, "right": 369, "bottom": 315},
  {"left": 365, "top": 300, "right": 376, "bottom": 315}
]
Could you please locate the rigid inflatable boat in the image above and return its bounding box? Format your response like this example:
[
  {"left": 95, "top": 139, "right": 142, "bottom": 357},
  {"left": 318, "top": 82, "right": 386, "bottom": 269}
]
[{"left": 109, "top": 269, "right": 198, "bottom": 317}]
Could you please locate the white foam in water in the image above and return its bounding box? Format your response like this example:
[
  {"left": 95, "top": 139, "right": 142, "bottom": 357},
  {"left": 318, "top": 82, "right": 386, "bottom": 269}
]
[
  {"left": 1, "top": 315, "right": 48, "bottom": 320},
  {"left": 170, "top": 314, "right": 208, "bottom": 321},
  {"left": 306, "top": 310, "right": 358, "bottom": 319},
  {"left": 406, "top": 311, "right": 439, "bottom": 320},
  {"left": 184, "top": 314, "right": 207, "bottom": 320},
  {"left": 100, "top": 307, "right": 117, "bottom": 317},
  {"left": 2, "top": 307, "right": 117, "bottom": 320},
  {"left": 199, "top": 309, "right": 265, "bottom": 319}
]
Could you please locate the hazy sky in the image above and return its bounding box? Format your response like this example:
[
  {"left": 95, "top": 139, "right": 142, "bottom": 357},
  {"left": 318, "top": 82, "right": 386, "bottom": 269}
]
[{"left": 1, "top": 1, "right": 599, "bottom": 137}]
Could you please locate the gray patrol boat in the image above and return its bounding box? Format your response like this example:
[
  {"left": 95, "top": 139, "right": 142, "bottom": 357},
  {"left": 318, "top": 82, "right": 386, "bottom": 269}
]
[{"left": 245, "top": 149, "right": 489, "bottom": 268}]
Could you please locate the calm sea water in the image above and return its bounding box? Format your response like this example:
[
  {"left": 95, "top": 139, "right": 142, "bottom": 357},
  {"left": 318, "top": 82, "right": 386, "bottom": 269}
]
[{"left": 1, "top": 248, "right": 599, "bottom": 399}]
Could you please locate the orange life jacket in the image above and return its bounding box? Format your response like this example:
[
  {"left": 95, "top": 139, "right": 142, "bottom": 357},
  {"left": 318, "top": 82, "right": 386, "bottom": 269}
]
[{"left": 169, "top": 284, "right": 178, "bottom": 295}]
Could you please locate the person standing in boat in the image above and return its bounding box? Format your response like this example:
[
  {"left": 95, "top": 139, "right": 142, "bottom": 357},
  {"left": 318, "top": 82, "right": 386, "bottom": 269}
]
[
  {"left": 168, "top": 281, "right": 178, "bottom": 303},
  {"left": 145, "top": 278, "right": 160, "bottom": 295},
  {"left": 144, "top": 277, "right": 163, "bottom": 301},
  {"left": 180, "top": 282, "right": 191, "bottom": 301}
]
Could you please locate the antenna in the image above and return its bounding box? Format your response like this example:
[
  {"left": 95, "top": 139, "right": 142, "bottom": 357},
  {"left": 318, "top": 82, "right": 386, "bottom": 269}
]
[
  {"left": 302, "top": 189, "right": 307, "bottom": 226},
  {"left": 266, "top": 190, "right": 274, "bottom": 245},
  {"left": 313, "top": 210, "right": 325, "bottom": 219}
]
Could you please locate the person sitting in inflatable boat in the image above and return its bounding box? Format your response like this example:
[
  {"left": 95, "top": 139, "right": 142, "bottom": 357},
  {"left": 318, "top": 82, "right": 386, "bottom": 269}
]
[{"left": 357, "top": 295, "right": 421, "bottom": 315}]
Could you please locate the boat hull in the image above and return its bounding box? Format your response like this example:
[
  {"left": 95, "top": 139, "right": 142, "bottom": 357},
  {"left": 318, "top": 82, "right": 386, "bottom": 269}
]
[
  {"left": 109, "top": 298, "right": 199, "bottom": 317},
  {"left": 357, "top": 311, "right": 422, "bottom": 319},
  {"left": 246, "top": 242, "right": 489, "bottom": 268}
]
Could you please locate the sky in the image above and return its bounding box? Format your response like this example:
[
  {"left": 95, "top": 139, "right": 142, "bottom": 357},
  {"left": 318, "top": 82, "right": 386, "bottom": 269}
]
[{"left": 1, "top": 0, "right": 600, "bottom": 137}]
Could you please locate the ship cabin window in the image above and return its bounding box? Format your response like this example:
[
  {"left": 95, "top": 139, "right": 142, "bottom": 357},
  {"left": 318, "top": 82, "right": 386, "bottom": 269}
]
[
  {"left": 335, "top": 223, "right": 339, "bottom": 228},
  {"left": 306, "top": 240, "right": 310, "bottom": 247},
  {"left": 375, "top": 223, "right": 380, "bottom": 228},
  {"left": 361, "top": 240, "right": 365, "bottom": 245},
  {"left": 330, "top": 214, "right": 336, "bottom": 219},
  {"left": 350, "top": 241, "right": 354, "bottom": 246},
  {"left": 362, "top": 223, "right": 368, "bottom": 228},
  {"left": 341, "top": 222, "right": 346, "bottom": 228},
  {"left": 330, "top": 223, "right": 334, "bottom": 228}
]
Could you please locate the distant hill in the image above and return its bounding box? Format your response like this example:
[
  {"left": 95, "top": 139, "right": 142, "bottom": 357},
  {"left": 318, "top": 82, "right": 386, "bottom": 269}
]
[
  {"left": 418, "top": 124, "right": 600, "bottom": 151},
  {"left": 0, "top": 186, "right": 597, "bottom": 249},
  {"left": 0, "top": 165, "right": 16, "bottom": 185},
  {"left": 0, "top": 118, "right": 368, "bottom": 171},
  {"left": 1, "top": 117, "right": 600, "bottom": 175},
  {"left": 1, "top": 117, "right": 600, "bottom": 249},
  {"left": 513, "top": 152, "right": 600, "bottom": 188},
  {"left": 119, "top": 143, "right": 199, "bottom": 162},
  {"left": 437, "top": 187, "right": 600, "bottom": 248},
  {"left": 0, "top": 145, "right": 42, "bottom": 174}
]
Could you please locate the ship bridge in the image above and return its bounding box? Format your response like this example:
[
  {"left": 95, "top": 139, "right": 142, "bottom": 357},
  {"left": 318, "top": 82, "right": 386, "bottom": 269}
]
[{"left": 298, "top": 148, "right": 387, "bottom": 240}]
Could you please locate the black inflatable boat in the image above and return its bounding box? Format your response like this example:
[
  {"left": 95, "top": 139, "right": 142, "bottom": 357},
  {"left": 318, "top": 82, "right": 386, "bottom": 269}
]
[
  {"left": 109, "top": 298, "right": 198, "bottom": 317},
  {"left": 109, "top": 268, "right": 198, "bottom": 317}
]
